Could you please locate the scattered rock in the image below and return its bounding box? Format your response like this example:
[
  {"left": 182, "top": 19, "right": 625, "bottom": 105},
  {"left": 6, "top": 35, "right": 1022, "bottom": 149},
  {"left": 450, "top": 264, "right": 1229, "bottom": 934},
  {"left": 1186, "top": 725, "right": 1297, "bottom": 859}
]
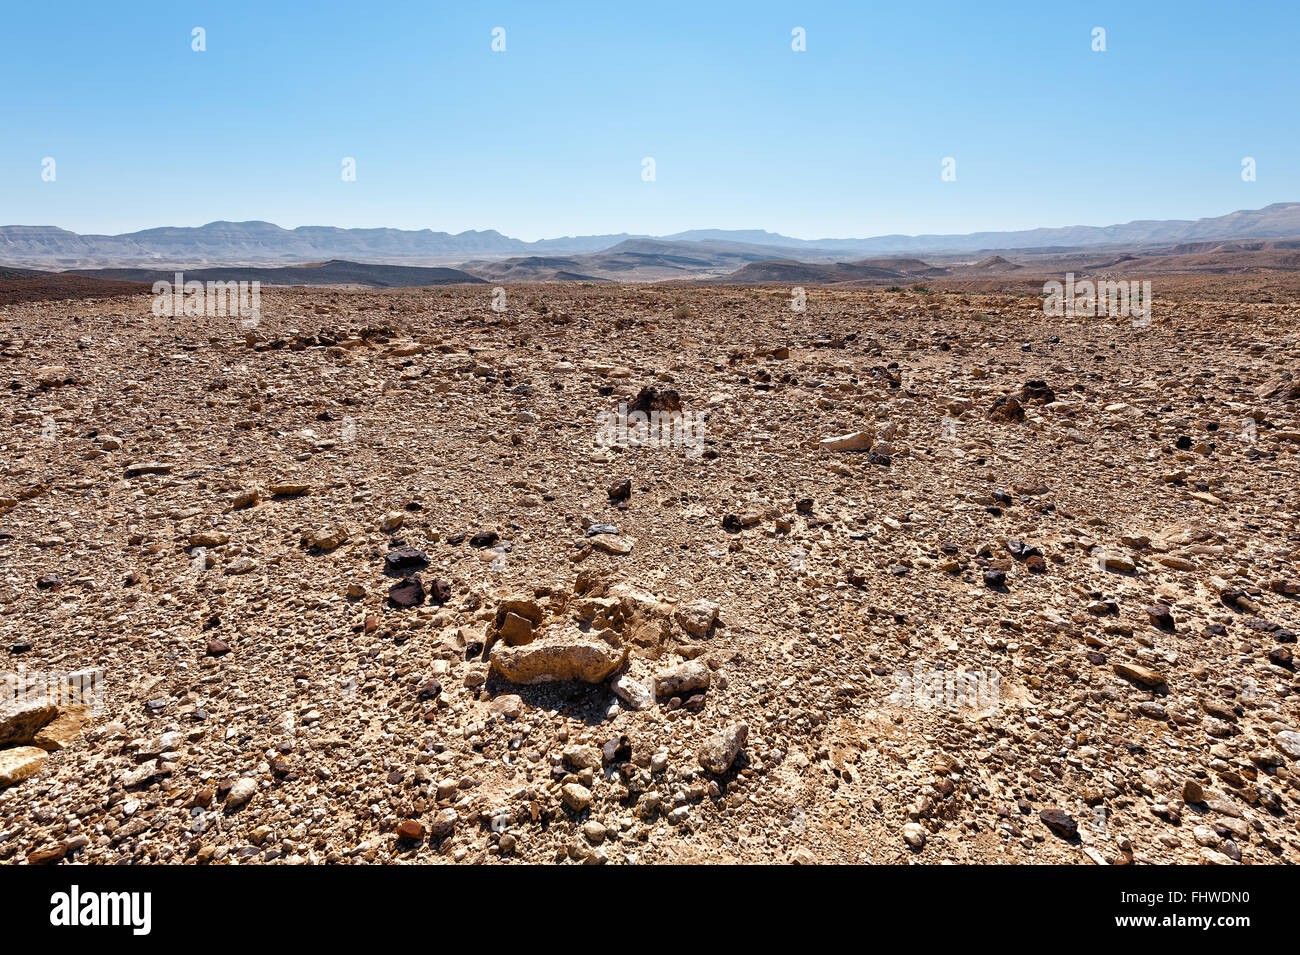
[
  {"left": 655, "top": 660, "right": 711, "bottom": 697},
  {"left": 697, "top": 722, "right": 748, "bottom": 774},
  {"left": 1113, "top": 661, "right": 1166, "bottom": 688},
  {"left": 225, "top": 777, "right": 258, "bottom": 809},
  {"left": 675, "top": 599, "right": 719, "bottom": 637},
  {"left": 1039, "top": 808, "right": 1078, "bottom": 838},
  {"left": 562, "top": 783, "right": 593, "bottom": 811},
  {"left": 388, "top": 574, "right": 425, "bottom": 608},
  {"left": 902, "top": 822, "right": 927, "bottom": 849}
]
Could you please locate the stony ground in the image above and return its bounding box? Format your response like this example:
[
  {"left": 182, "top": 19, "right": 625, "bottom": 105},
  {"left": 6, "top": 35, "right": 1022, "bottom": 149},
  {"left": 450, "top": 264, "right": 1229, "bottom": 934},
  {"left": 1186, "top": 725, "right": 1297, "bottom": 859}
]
[{"left": 1, "top": 281, "right": 1298, "bottom": 865}]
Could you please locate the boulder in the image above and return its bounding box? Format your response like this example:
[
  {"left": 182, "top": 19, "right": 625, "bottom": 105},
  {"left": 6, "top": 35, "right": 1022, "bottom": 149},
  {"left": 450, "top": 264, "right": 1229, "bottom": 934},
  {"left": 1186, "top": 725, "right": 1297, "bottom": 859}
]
[
  {"left": 611, "top": 674, "right": 654, "bottom": 710},
  {"left": 490, "top": 632, "right": 626, "bottom": 684},
  {"left": 573, "top": 581, "right": 674, "bottom": 654},
  {"left": 562, "top": 782, "right": 593, "bottom": 811},
  {"left": 988, "top": 396, "right": 1025, "bottom": 422},
  {"left": 0, "top": 698, "right": 58, "bottom": 747},
  {"left": 590, "top": 534, "right": 635, "bottom": 555},
  {"left": 498, "top": 611, "right": 536, "bottom": 646},
  {"left": 563, "top": 745, "right": 602, "bottom": 771},
  {"left": 903, "top": 822, "right": 927, "bottom": 849},
  {"left": 1040, "top": 807, "right": 1078, "bottom": 838},
  {"left": 396, "top": 820, "right": 424, "bottom": 841},
  {"left": 35, "top": 365, "right": 72, "bottom": 388},
  {"left": 655, "top": 660, "right": 711, "bottom": 697},
  {"left": 388, "top": 575, "right": 425, "bottom": 607},
  {"left": 430, "top": 808, "right": 458, "bottom": 839},
  {"left": 497, "top": 593, "right": 546, "bottom": 625},
  {"left": 304, "top": 523, "right": 351, "bottom": 551},
  {"left": 384, "top": 546, "right": 428, "bottom": 570},
  {"left": 1098, "top": 552, "right": 1136, "bottom": 574},
  {"left": 0, "top": 746, "right": 47, "bottom": 787},
  {"left": 188, "top": 530, "right": 230, "bottom": 548},
  {"left": 675, "top": 599, "right": 719, "bottom": 638},
  {"left": 628, "top": 386, "right": 682, "bottom": 414},
  {"left": 268, "top": 481, "right": 311, "bottom": 496},
  {"left": 226, "top": 777, "right": 258, "bottom": 809},
  {"left": 32, "top": 705, "right": 91, "bottom": 752}
]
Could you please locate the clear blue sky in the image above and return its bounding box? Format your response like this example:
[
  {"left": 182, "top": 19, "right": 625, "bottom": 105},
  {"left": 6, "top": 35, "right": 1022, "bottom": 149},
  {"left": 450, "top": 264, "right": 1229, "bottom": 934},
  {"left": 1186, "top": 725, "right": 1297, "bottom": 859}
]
[{"left": 2, "top": 0, "right": 1295, "bottom": 240}]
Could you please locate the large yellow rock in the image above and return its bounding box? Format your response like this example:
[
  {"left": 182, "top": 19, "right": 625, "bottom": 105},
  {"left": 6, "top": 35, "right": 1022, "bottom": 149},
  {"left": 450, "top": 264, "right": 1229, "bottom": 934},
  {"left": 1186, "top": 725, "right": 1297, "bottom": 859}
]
[
  {"left": 303, "top": 523, "right": 353, "bottom": 550},
  {"left": 490, "top": 632, "right": 626, "bottom": 684},
  {"left": 33, "top": 705, "right": 92, "bottom": 752},
  {"left": 497, "top": 612, "right": 536, "bottom": 646},
  {"left": 0, "top": 699, "right": 58, "bottom": 747},
  {"left": 0, "top": 746, "right": 47, "bottom": 786}
]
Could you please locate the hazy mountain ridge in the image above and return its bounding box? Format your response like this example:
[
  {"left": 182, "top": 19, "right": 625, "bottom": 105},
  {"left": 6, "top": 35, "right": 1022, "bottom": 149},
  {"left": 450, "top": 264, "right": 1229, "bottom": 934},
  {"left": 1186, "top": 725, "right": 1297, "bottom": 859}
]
[{"left": 3, "top": 203, "right": 1299, "bottom": 269}]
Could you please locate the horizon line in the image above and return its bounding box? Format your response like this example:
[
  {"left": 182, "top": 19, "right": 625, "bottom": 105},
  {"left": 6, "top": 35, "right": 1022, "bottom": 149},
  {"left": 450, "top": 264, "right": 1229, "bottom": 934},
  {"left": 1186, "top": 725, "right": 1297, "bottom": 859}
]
[{"left": 4, "top": 200, "right": 1296, "bottom": 245}]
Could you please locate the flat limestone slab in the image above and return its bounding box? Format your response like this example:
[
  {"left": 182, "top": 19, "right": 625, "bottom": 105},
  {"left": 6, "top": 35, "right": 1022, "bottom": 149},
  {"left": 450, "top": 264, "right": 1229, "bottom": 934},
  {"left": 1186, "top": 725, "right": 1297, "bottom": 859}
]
[
  {"left": 0, "top": 746, "right": 48, "bottom": 787},
  {"left": 0, "top": 699, "right": 58, "bottom": 747}
]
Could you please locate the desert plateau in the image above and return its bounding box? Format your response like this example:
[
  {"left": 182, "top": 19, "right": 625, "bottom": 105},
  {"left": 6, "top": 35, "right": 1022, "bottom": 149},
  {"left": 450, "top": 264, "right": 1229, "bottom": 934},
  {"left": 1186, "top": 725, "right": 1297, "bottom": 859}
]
[{"left": 1, "top": 275, "right": 1298, "bottom": 866}]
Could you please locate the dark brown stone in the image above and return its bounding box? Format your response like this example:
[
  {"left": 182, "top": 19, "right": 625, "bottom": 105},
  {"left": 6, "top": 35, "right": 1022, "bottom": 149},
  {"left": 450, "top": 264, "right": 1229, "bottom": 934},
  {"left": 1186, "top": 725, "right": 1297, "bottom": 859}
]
[
  {"left": 1146, "top": 604, "right": 1175, "bottom": 630},
  {"left": 1039, "top": 807, "right": 1078, "bottom": 838},
  {"left": 388, "top": 574, "right": 425, "bottom": 607},
  {"left": 627, "top": 386, "right": 681, "bottom": 414},
  {"left": 429, "top": 578, "right": 452, "bottom": 605},
  {"left": 988, "top": 395, "right": 1025, "bottom": 423}
]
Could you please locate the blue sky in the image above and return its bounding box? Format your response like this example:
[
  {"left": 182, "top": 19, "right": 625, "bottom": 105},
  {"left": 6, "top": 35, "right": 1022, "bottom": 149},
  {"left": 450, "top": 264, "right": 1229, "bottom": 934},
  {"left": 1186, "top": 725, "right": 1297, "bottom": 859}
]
[{"left": 2, "top": 1, "right": 1296, "bottom": 240}]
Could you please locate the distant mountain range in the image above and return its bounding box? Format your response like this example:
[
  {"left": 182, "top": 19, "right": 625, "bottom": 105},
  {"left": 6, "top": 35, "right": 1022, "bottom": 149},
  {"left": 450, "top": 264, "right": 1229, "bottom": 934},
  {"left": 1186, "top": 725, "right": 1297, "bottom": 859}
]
[
  {"left": 6, "top": 234, "right": 1300, "bottom": 301},
  {"left": 3, "top": 203, "right": 1299, "bottom": 270}
]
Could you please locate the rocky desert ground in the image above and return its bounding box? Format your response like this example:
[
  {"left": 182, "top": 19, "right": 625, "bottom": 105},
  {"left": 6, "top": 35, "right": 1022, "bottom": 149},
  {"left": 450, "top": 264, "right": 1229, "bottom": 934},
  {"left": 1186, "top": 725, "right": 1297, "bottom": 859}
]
[{"left": 1, "top": 279, "right": 1298, "bottom": 865}]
